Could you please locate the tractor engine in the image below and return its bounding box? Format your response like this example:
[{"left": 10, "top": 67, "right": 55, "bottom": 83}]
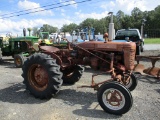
[{"left": 75, "top": 41, "right": 136, "bottom": 71}]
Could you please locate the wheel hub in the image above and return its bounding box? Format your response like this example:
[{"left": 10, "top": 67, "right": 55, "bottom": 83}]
[
  {"left": 103, "top": 88, "right": 125, "bottom": 110},
  {"left": 29, "top": 64, "right": 48, "bottom": 91},
  {"left": 106, "top": 90, "right": 122, "bottom": 106},
  {"left": 34, "top": 67, "right": 48, "bottom": 86},
  {"left": 16, "top": 58, "right": 21, "bottom": 65}
]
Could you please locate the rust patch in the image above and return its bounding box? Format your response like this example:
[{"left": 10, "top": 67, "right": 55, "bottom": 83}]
[
  {"left": 143, "top": 67, "right": 160, "bottom": 78},
  {"left": 97, "top": 44, "right": 117, "bottom": 49},
  {"left": 134, "top": 64, "right": 145, "bottom": 74}
]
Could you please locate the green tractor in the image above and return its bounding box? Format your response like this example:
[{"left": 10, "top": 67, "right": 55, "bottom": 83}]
[
  {"left": 0, "top": 30, "right": 39, "bottom": 67},
  {"left": 0, "top": 29, "right": 68, "bottom": 67},
  {"left": 0, "top": 29, "right": 67, "bottom": 68},
  {"left": 39, "top": 31, "right": 68, "bottom": 48},
  {"left": 38, "top": 31, "right": 53, "bottom": 45}
]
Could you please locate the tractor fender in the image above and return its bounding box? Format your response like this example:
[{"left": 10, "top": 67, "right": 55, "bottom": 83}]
[
  {"left": 44, "top": 52, "right": 62, "bottom": 66},
  {"left": 39, "top": 46, "right": 64, "bottom": 67},
  {"left": 39, "top": 46, "right": 60, "bottom": 53},
  {"left": 47, "top": 52, "right": 72, "bottom": 69}
]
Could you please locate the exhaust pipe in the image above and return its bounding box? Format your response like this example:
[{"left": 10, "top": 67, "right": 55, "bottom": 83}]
[
  {"left": 108, "top": 12, "right": 115, "bottom": 41},
  {"left": 23, "top": 28, "right": 26, "bottom": 37}
]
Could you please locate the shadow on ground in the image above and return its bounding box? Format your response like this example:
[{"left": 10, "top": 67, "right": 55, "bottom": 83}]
[
  {"left": 134, "top": 73, "right": 160, "bottom": 84},
  {"left": 155, "top": 89, "right": 160, "bottom": 94},
  {"left": 0, "top": 82, "right": 47, "bottom": 104},
  {"left": 56, "top": 88, "right": 122, "bottom": 119},
  {"left": 0, "top": 59, "right": 16, "bottom": 68},
  {"left": 0, "top": 82, "right": 122, "bottom": 119}
]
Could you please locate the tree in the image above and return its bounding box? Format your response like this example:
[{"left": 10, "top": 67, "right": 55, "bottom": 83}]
[
  {"left": 121, "top": 15, "right": 133, "bottom": 29},
  {"left": 68, "top": 23, "right": 78, "bottom": 34},
  {"left": 41, "top": 24, "right": 58, "bottom": 34},
  {"left": 93, "top": 18, "right": 108, "bottom": 35},
  {"left": 60, "top": 5, "right": 160, "bottom": 37},
  {"left": 61, "top": 24, "right": 69, "bottom": 36},
  {"left": 116, "top": 10, "right": 125, "bottom": 29},
  {"left": 61, "top": 23, "right": 78, "bottom": 35},
  {"left": 131, "top": 7, "right": 143, "bottom": 29},
  {"left": 153, "top": 5, "right": 160, "bottom": 29},
  {"left": 79, "top": 18, "right": 96, "bottom": 29},
  {"left": 32, "top": 27, "right": 38, "bottom": 36}
]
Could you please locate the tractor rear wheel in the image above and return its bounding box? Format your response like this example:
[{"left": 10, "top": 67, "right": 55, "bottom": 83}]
[
  {"left": 14, "top": 54, "right": 24, "bottom": 68},
  {"left": 97, "top": 82, "right": 133, "bottom": 115},
  {"left": 62, "top": 65, "right": 84, "bottom": 84},
  {"left": 22, "top": 53, "right": 63, "bottom": 99}
]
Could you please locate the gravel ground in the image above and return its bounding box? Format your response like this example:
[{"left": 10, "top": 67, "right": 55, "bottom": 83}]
[{"left": 0, "top": 50, "right": 160, "bottom": 120}]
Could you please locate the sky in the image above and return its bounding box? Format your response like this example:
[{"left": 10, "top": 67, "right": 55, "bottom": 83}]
[{"left": 0, "top": 0, "right": 159, "bottom": 36}]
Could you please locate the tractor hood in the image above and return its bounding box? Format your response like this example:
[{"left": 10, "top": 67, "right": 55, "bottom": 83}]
[
  {"left": 77, "top": 41, "right": 136, "bottom": 52},
  {"left": 77, "top": 41, "right": 136, "bottom": 71},
  {"left": 112, "top": 40, "right": 128, "bottom": 42}
]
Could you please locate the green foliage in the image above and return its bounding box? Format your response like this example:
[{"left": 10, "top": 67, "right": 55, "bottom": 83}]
[
  {"left": 31, "top": 5, "right": 160, "bottom": 38},
  {"left": 61, "top": 23, "right": 78, "bottom": 35},
  {"left": 116, "top": 10, "right": 125, "bottom": 29},
  {"left": 41, "top": 24, "right": 58, "bottom": 34},
  {"left": 32, "top": 27, "right": 38, "bottom": 36},
  {"left": 144, "top": 38, "right": 160, "bottom": 44},
  {"left": 32, "top": 24, "right": 58, "bottom": 37},
  {"left": 79, "top": 18, "right": 95, "bottom": 28}
]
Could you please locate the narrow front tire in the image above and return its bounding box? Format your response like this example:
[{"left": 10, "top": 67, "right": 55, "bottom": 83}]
[{"left": 97, "top": 82, "right": 133, "bottom": 115}]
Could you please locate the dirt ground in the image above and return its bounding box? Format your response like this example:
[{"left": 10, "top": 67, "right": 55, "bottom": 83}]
[{"left": 0, "top": 50, "right": 160, "bottom": 120}]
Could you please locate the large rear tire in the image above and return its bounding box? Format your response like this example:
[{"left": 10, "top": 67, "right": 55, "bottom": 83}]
[
  {"left": 22, "top": 53, "right": 63, "bottom": 99},
  {"left": 62, "top": 65, "right": 84, "bottom": 84},
  {"left": 97, "top": 82, "right": 133, "bottom": 115}
]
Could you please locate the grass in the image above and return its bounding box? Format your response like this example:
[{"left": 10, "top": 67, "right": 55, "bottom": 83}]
[{"left": 144, "top": 38, "right": 160, "bottom": 44}]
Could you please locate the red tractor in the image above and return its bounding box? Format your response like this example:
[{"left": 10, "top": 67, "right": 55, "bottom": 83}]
[{"left": 21, "top": 36, "right": 137, "bottom": 115}]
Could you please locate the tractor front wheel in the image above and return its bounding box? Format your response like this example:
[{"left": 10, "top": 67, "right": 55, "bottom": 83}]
[
  {"left": 141, "top": 42, "right": 144, "bottom": 52},
  {"left": 22, "top": 53, "right": 63, "bottom": 99},
  {"left": 124, "top": 73, "right": 138, "bottom": 91},
  {"left": 0, "top": 48, "right": 2, "bottom": 61},
  {"left": 97, "top": 82, "right": 133, "bottom": 115},
  {"left": 62, "top": 65, "right": 84, "bottom": 84},
  {"left": 14, "top": 54, "right": 24, "bottom": 68},
  {"left": 136, "top": 46, "right": 141, "bottom": 55}
]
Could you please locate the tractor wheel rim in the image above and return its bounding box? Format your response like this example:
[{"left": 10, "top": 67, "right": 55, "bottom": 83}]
[
  {"left": 16, "top": 58, "right": 21, "bottom": 66},
  {"left": 125, "top": 77, "right": 133, "bottom": 88},
  {"left": 28, "top": 64, "right": 48, "bottom": 91},
  {"left": 102, "top": 88, "right": 125, "bottom": 110}
]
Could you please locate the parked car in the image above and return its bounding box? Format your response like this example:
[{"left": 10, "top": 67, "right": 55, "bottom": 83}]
[{"left": 114, "top": 29, "right": 144, "bottom": 55}]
